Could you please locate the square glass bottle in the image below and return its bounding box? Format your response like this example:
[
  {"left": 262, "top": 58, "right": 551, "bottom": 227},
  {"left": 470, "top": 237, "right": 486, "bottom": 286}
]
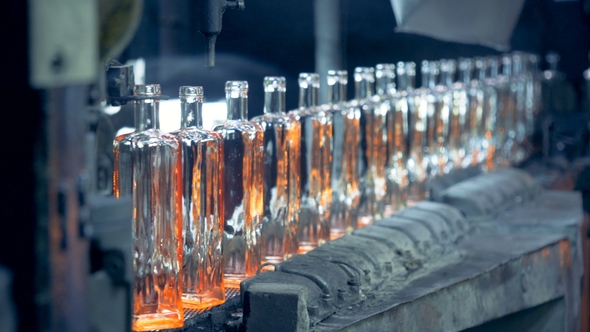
[
  {"left": 113, "top": 84, "right": 184, "bottom": 331},
  {"left": 289, "top": 73, "right": 332, "bottom": 253},
  {"left": 354, "top": 67, "right": 388, "bottom": 226},
  {"left": 171, "top": 86, "right": 225, "bottom": 308},
  {"left": 214, "top": 81, "right": 264, "bottom": 287},
  {"left": 324, "top": 70, "right": 359, "bottom": 239},
  {"left": 251, "top": 77, "right": 301, "bottom": 263}
]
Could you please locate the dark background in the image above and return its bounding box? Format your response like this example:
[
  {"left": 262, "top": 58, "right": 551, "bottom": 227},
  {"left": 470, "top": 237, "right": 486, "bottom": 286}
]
[{"left": 123, "top": 0, "right": 590, "bottom": 117}]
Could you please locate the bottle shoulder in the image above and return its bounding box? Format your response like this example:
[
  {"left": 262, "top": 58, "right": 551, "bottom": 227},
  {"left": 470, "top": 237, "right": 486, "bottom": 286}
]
[
  {"left": 171, "top": 127, "right": 222, "bottom": 143},
  {"left": 214, "top": 120, "right": 263, "bottom": 136},
  {"left": 251, "top": 113, "right": 297, "bottom": 128},
  {"left": 131, "top": 129, "right": 180, "bottom": 148},
  {"left": 114, "top": 132, "right": 135, "bottom": 145}
]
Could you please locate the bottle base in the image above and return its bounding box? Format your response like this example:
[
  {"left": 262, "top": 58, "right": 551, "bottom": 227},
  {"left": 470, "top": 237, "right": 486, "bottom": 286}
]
[
  {"left": 224, "top": 274, "right": 248, "bottom": 288},
  {"left": 182, "top": 290, "right": 226, "bottom": 309},
  {"left": 357, "top": 215, "right": 373, "bottom": 228},
  {"left": 132, "top": 311, "right": 184, "bottom": 331},
  {"left": 329, "top": 230, "right": 346, "bottom": 241}
]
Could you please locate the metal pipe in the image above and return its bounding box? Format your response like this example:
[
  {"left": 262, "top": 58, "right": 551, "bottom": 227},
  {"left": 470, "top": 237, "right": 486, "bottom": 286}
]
[{"left": 314, "top": 0, "right": 343, "bottom": 103}]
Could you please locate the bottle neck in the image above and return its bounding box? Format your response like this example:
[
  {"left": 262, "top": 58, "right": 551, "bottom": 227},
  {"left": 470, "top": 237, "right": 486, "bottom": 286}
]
[
  {"left": 428, "top": 63, "right": 440, "bottom": 89},
  {"left": 299, "top": 85, "right": 318, "bottom": 108},
  {"left": 502, "top": 58, "right": 512, "bottom": 77},
  {"left": 440, "top": 70, "right": 453, "bottom": 87},
  {"left": 227, "top": 91, "right": 247, "bottom": 120},
  {"left": 460, "top": 67, "right": 472, "bottom": 84},
  {"left": 264, "top": 88, "right": 285, "bottom": 114},
  {"left": 134, "top": 99, "right": 159, "bottom": 131},
  {"left": 180, "top": 96, "right": 203, "bottom": 128},
  {"left": 375, "top": 65, "right": 395, "bottom": 95},
  {"left": 355, "top": 79, "right": 374, "bottom": 100},
  {"left": 513, "top": 57, "right": 522, "bottom": 75},
  {"left": 421, "top": 70, "right": 430, "bottom": 89},
  {"left": 375, "top": 75, "right": 393, "bottom": 95},
  {"left": 488, "top": 60, "right": 499, "bottom": 79},
  {"left": 406, "top": 69, "right": 416, "bottom": 90},
  {"left": 327, "top": 80, "right": 347, "bottom": 103},
  {"left": 397, "top": 70, "right": 408, "bottom": 91},
  {"left": 475, "top": 61, "right": 486, "bottom": 81}
]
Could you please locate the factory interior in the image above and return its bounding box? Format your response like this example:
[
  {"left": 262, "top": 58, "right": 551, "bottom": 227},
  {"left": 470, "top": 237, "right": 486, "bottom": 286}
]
[{"left": 2, "top": 0, "right": 590, "bottom": 331}]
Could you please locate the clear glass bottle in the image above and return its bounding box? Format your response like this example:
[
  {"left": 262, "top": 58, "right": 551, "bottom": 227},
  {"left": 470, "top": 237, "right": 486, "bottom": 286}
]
[
  {"left": 495, "top": 54, "right": 517, "bottom": 166},
  {"left": 375, "top": 63, "right": 403, "bottom": 217},
  {"left": 429, "top": 61, "right": 452, "bottom": 176},
  {"left": 440, "top": 59, "right": 468, "bottom": 170},
  {"left": 289, "top": 73, "right": 332, "bottom": 253},
  {"left": 251, "top": 77, "right": 301, "bottom": 263},
  {"left": 458, "top": 58, "right": 485, "bottom": 167},
  {"left": 386, "top": 62, "right": 413, "bottom": 208},
  {"left": 406, "top": 61, "right": 432, "bottom": 205},
  {"left": 113, "top": 84, "right": 184, "bottom": 331},
  {"left": 324, "top": 70, "right": 355, "bottom": 239},
  {"left": 214, "top": 81, "right": 264, "bottom": 287},
  {"left": 171, "top": 86, "right": 225, "bottom": 308},
  {"left": 511, "top": 52, "right": 528, "bottom": 163},
  {"left": 475, "top": 57, "right": 499, "bottom": 171},
  {"left": 343, "top": 74, "right": 362, "bottom": 234},
  {"left": 355, "top": 67, "right": 388, "bottom": 226}
]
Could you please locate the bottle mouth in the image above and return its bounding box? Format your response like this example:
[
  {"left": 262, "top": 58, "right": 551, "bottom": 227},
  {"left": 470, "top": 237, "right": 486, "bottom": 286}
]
[
  {"left": 179, "top": 86, "right": 204, "bottom": 98},
  {"left": 375, "top": 64, "right": 396, "bottom": 80},
  {"left": 134, "top": 84, "right": 161, "bottom": 97},
  {"left": 327, "top": 70, "right": 348, "bottom": 86},
  {"left": 298, "top": 73, "right": 320, "bottom": 89},
  {"left": 353, "top": 67, "right": 375, "bottom": 83},
  {"left": 264, "top": 76, "right": 286, "bottom": 92},
  {"left": 225, "top": 81, "right": 248, "bottom": 98}
]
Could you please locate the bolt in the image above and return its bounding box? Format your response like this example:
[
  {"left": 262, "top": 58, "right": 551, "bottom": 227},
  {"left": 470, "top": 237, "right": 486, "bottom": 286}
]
[{"left": 51, "top": 51, "right": 65, "bottom": 73}]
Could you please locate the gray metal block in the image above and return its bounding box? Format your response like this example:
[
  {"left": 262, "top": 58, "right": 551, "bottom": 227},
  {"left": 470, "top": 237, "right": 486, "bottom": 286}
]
[
  {"left": 243, "top": 283, "right": 310, "bottom": 332},
  {"left": 306, "top": 244, "right": 381, "bottom": 288},
  {"left": 375, "top": 217, "right": 441, "bottom": 255},
  {"left": 276, "top": 255, "right": 353, "bottom": 308},
  {"left": 413, "top": 201, "right": 471, "bottom": 234},
  {"left": 495, "top": 168, "right": 539, "bottom": 199},
  {"left": 240, "top": 271, "right": 333, "bottom": 326},
  {"left": 351, "top": 225, "right": 424, "bottom": 261},
  {"left": 441, "top": 185, "right": 497, "bottom": 219},
  {"left": 396, "top": 208, "right": 456, "bottom": 244}
]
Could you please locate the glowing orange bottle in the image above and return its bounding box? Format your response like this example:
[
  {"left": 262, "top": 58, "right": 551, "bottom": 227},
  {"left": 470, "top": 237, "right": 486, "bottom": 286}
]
[
  {"left": 113, "top": 84, "right": 184, "bottom": 331},
  {"left": 171, "top": 86, "right": 225, "bottom": 308},
  {"left": 214, "top": 81, "right": 264, "bottom": 287}
]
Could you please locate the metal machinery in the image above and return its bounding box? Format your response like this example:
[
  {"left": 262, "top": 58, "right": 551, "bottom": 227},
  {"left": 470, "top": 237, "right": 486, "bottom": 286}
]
[
  {"left": 1, "top": 0, "right": 589, "bottom": 332},
  {"left": 0, "top": 0, "right": 238, "bottom": 331}
]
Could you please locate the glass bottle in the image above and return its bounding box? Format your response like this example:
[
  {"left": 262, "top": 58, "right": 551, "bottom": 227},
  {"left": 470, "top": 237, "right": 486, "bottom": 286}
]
[
  {"left": 474, "top": 57, "right": 499, "bottom": 171},
  {"left": 429, "top": 61, "right": 452, "bottom": 176},
  {"left": 439, "top": 59, "right": 467, "bottom": 170},
  {"left": 386, "top": 62, "right": 412, "bottom": 208},
  {"left": 406, "top": 61, "right": 432, "bottom": 205},
  {"left": 511, "top": 52, "right": 528, "bottom": 163},
  {"left": 343, "top": 73, "right": 362, "bottom": 234},
  {"left": 496, "top": 54, "right": 517, "bottom": 166},
  {"left": 355, "top": 67, "right": 388, "bottom": 226},
  {"left": 324, "top": 70, "right": 355, "bottom": 239},
  {"left": 458, "top": 58, "right": 485, "bottom": 167},
  {"left": 375, "top": 63, "right": 403, "bottom": 217},
  {"left": 113, "top": 84, "right": 184, "bottom": 331},
  {"left": 289, "top": 73, "right": 332, "bottom": 253},
  {"left": 214, "top": 81, "right": 264, "bottom": 287},
  {"left": 171, "top": 86, "right": 224, "bottom": 308},
  {"left": 251, "top": 77, "right": 301, "bottom": 263}
]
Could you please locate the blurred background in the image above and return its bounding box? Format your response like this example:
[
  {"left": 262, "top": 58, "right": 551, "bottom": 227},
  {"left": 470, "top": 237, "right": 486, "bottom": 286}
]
[{"left": 121, "top": 0, "right": 590, "bottom": 116}]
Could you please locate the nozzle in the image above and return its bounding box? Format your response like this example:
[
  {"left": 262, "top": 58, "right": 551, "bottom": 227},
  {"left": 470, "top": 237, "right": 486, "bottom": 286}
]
[
  {"left": 197, "top": 0, "right": 245, "bottom": 67},
  {"left": 206, "top": 35, "right": 217, "bottom": 67}
]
